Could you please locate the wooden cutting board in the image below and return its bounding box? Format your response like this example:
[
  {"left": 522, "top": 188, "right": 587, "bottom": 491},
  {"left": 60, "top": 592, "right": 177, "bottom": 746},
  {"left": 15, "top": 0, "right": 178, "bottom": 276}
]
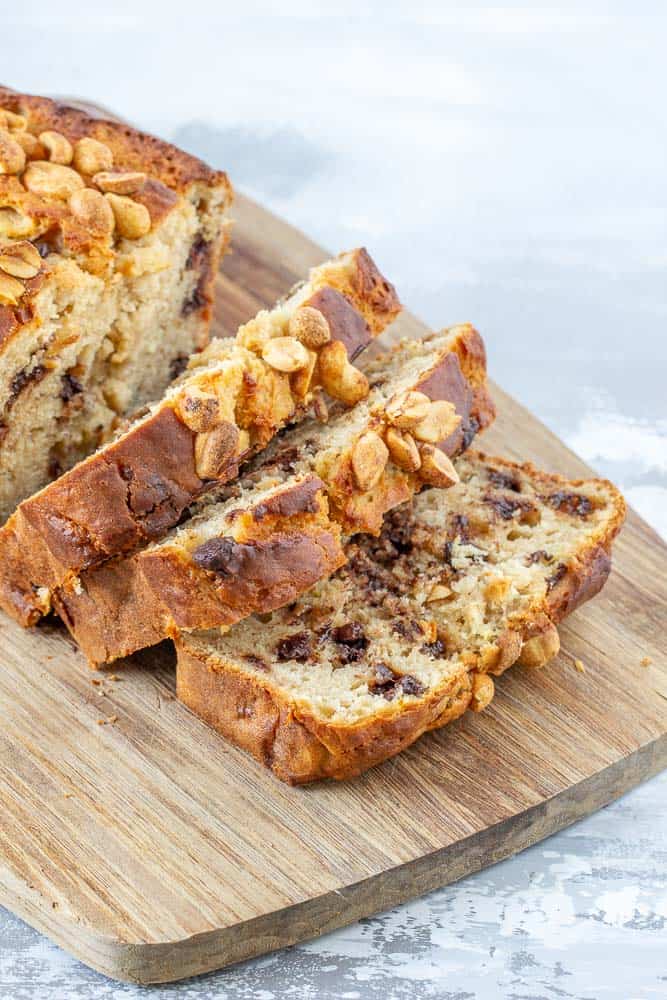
[{"left": 1, "top": 192, "right": 666, "bottom": 986}]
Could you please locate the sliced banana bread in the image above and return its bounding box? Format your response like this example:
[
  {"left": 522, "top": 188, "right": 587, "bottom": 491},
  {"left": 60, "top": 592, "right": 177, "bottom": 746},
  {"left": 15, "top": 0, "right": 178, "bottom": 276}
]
[
  {"left": 53, "top": 324, "right": 494, "bottom": 665},
  {"left": 0, "top": 87, "right": 233, "bottom": 520},
  {"left": 0, "top": 248, "right": 399, "bottom": 626},
  {"left": 176, "top": 452, "right": 626, "bottom": 784}
]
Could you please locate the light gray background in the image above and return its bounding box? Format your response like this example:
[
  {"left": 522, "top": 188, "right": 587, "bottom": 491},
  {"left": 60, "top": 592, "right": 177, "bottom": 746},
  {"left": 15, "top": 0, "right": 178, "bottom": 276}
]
[{"left": 1, "top": 3, "right": 666, "bottom": 998}]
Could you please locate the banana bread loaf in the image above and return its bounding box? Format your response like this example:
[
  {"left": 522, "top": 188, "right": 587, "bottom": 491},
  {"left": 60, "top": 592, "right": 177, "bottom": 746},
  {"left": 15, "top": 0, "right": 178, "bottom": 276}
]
[
  {"left": 176, "top": 452, "right": 626, "bottom": 784},
  {"left": 0, "top": 87, "right": 233, "bottom": 520},
  {"left": 54, "top": 324, "right": 494, "bottom": 664},
  {"left": 0, "top": 248, "right": 399, "bottom": 626}
]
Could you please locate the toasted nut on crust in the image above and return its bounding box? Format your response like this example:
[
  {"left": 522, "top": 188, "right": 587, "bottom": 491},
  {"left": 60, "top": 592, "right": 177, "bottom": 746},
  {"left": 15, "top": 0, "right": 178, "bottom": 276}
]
[
  {"left": 318, "top": 340, "right": 369, "bottom": 405},
  {"left": 290, "top": 348, "right": 318, "bottom": 398},
  {"left": 0, "top": 241, "right": 41, "bottom": 279},
  {"left": 175, "top": 387, "right": 221, "bottom": 432},
  {"left": 0, "top": 129, "right": 26, "bottom": 174},
  {"left": 413, "top": 400, "right": 461, "bottom": 444},
  {"left": 39, "top": 130, "right": 73, "bottom": 165},
  {"left": 385, "top": 390, "right": 431, "bottom": 430},
  {"left": 0, "top": 271, "right": 26, "bottom": 305},
  {"left": 13, "top": 131, "right": 43, "bottom": 159},
  {"left": 418, "top": 445, "right": 459, "bottom": 488},
  {"left": 288, "top": 306, "right": 331, "bottom": 349},
  {"left": 471, "top": 673, "right": 494, "bottom": 712},
  {"left": 104, "top": 193, "right": 151, "bottom": 239},
  {"left": 195, "top": 422, "right": 240, "bottom": 479},
  {"left": 385, "top": 427, "right": 421, "bottom": 472},
  {"left": 23, "top": 160, "right": 84, "bottom": 199},
  {"left": 262, "top": 336, "right": 310, "bottom": 373},
  {"left": 0, "top": 207, "right": 35, "bottom": 239},
  {"left": 93, "top": 170, "right": 146, "bottom": 195},
  {"left": 69, "top": 188, "right": 115, "bottom": 237},
  {"left": 351, "top": 430, "right": 389, "bottom": 491},
  {"left": 517, "top": 623, "right": 560, "bottom": 669},
  {"left": 0, "top": 109, "right": 27, "bottom": 131},
  {"left": 73, "top": 137, "right": 113, "bottom": 175}
]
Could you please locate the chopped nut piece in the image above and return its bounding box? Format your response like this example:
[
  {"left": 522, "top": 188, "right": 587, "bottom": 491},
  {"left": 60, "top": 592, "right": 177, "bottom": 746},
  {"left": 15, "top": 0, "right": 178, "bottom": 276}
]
[
  {"left": 93, "top": 170, "right": 146, "bottom": 195},
  {"left": 640, "top": 656, "right": 653, "bottom": 667},
  {"left": 195, "top": 421, "right": 240, "bottom": 479},
  {"left": 574, "top": 658, "right": 585, "bottom": 673},
  {"left": 175, "top": 387, "right": 221, "bottom": 432},
  {"left": 262, "top": 336, "right": 310, "bottom": 373},
  {"left": 290, "top": 347, "right": 318, "bottom": 398},
  {"left": 0, "top": 206, "right": 35, "bottom": 238},
  {"left": 39, "top": 130, "right": 73, "bottom": 165},
  {"left": 385, "top": 389, "right": 431, "bottom": 430},
  {"left": 104, "top": 193, "right": 151, "bottom": 239},
  {"left": 0, "top": 271, "right": 25, "bottom": 305},
  {"left": 385, "top": 427, "right": 421, "bottom": 472},
  {"left": 0, "top": 109, "right": 27, "bottom": 131},
  {"left": 351, "top": 430, "right": 389, "bottom": 491},
  {"left": 413, "top": 400, "right": 461, "bottom": 444},
  {"left": 418, "top": 445, "right": 459, "bottom": 487},
  {"left": 23, "top": 160, "right": 84, "bottom": 199},
  {"left": 318, "top": 340, "right": 369, "bottom": 405},
  {"left": 69, "top": 188, "right": 115, "bottom": 237},
  {"left": 426, "top": 582, "right": 451, "bottom": 602},
  {"left": 0, "top": 128, "right": 26, "bottom": 174},
  {"left": 72, "top": 137, "right": 113, "bottom": 175},
  {"left": 0, "top": 241, "right": 41, "bottom": 279},
  {"left": 471, "top": 673, "right": 494, "bottom": 712},
  {"left": 517, "top": 624, "right": 560, "bottom": 668},
  {"left": 288, "top": 306, "right": 331, "bottom": 349}
]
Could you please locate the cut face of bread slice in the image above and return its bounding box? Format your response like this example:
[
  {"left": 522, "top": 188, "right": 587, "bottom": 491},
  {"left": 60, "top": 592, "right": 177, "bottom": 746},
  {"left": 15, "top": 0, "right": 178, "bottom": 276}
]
[
  {"left": 176, "top": 452, "right": 626, "bottom": 784},
  {"left": 0, "top": 248, "right": 400, "bottom": 626},
  {"left": 0, "top": 87, "right": 233, "bottom": 521},
  {"left": 53, "top": 325, "right": 494, "bottom": 665}
]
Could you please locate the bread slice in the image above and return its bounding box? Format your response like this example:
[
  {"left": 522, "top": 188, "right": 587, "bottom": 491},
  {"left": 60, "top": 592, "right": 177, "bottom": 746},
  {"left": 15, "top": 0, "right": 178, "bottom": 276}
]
[
  {"left": 53, "top": 324, "right": 494, "bottom": 665},
  {"left": 176, "top": 452, "right": 626, "bottom": 784},
  {"left": 0, "top": 87, "right": 233, "bottom": 521},
  {"left": 0, "top": 248, "right": 400, "bottom": 626}
]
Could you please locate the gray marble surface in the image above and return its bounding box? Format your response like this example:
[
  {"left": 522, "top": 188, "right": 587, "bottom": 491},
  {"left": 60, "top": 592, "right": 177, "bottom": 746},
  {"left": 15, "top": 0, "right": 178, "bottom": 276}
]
[{"left": 1, "top": 4, "right": 666, "bottom": 998}]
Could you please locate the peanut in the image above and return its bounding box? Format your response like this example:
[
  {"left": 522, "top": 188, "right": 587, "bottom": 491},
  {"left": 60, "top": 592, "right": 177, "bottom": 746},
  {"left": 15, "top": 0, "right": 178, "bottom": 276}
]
[
  {"left": 23, "top": 160, "right": 84, "bottom": 199},
  {"left": 0, "top": 129, "right": 26, "bottom": 174},
  {"left": 413, "top": 400, "right": 461, "bottom": 444},
  {"left": 93, "top": 170, "right": 146, "bottom": 195},
  {"left": 385, "top": 427, "right": 421, "bottom": 472},
  {"left": 262, "top": 336, "right": 310, "bottom": 373},
  {"left": 0, "top": 271, "right": 25, "bottom": 306},
  {"left": 0, "top": 241, "right": 41, "bottom": 279},
  {"left": 69, "top": 188, "right": 115, "bottom": 237},
  {"left": 290, "top": 348, "right": 317, "bottom": 398},
  {"left": 175, "top": 387, "right": 221, "bottom": 433},
  {"left": 471, "top": 673, "right": 494, "bottom": 712},
  {"left": 288, "top": 305, "right": 331, "bottom": 349},
  {"left": 72, "top": 137, "right": 113, "bottom": 175},
  {"left": 104, "top": 193, "right": 151, "bottom": 239},
  {"left": 318, "top": 340, "right": 369, "bottom": 406},
  {"left": 13, "top": 131, "right": 44, "bottom": 159},
  {"left": 0, "top": 109, "right": 27, "bottom": 131},
  {"left": 517, "top": 623, "right": 560, "bottom": 669},
  {"left": 418, "top": 445, "right": 459, "bottom": 488},
  {"left": 426, "top": 582, "right": 451, "bottom": 603},
  {"left": 0, "top": 206, "right": 35, "bottom": 239},
  {"left": 39, "top": 130, "right": 73, "bottom": 165},
  {"left": 351, "top": 430, "right": 389, "bottom": 491},
  {"left": 194, "top": 422, "right": 240, "bottom": 480},
  {"left": 385, "top": 389, "right": 431, "bottom": 430}
]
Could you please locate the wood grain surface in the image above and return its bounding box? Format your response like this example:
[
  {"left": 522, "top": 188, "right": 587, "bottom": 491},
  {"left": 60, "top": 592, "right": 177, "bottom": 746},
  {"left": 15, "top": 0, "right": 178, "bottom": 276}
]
[{"left": 0, "top": 192, "right": 665, "bottom": 985}]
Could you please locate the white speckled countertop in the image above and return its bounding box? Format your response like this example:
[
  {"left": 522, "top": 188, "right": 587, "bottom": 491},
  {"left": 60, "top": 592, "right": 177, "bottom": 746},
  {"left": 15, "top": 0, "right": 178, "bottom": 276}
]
[{"left": 1, "top": 4, "right": 666, "bottom": 998}]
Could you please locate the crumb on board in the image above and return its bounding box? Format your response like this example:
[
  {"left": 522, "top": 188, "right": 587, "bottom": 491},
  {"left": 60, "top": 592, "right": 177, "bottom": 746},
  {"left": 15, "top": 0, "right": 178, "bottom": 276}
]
[
  {"left": 91, "top": 678, "right": 102, "bottom": 686},
  {"left": 574, "top": 658, "right": 585, "bottom": 673},
  {"left": 109, "top": 674, "right": 121, "bottom": 682},
  {"left": 640, "top": 656, "right": 653, "bottom": 667}
]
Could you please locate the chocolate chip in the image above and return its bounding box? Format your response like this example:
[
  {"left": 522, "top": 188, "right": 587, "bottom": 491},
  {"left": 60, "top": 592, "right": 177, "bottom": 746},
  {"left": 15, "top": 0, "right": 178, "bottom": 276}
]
[
  {"left": 483, "top": 492, "right": 535, "bottom": 521},
  {"left": 61, "top": 372, "right": 83, "bottom": 402},
  {"left": 9, "top": 363, "right": 46, "bottom": 401},
  {"left": 460, "top": 415, "right": 480, "bottom": 452},
  {"left": 243, "top": 653, "right": 269, "bottom": 672},
  {"left": 331, "top": 622, "right": 368, "bottom": 663},
  {"left": 400, "top": 675, "right": 425, "bottom": 696},
  {"left": 488, "top": 468, "right": 521, "bottom": 492},
  {"left": 368, "top": 663, "right": 425, "bottom": 700},
  {"left": 546, "top": 562, "right": 567, "bottom": 592},
  {"left": 420, "top": 638, "right": 446, "bottom": 659},
  {"left": 276, "top": 631, "right": 312, "bottom": 663},
  {"left": 546, "top": 491, "right": 593, "bottom": 518},
  {"left": 169, "top": 354, "right": 188, "bottom": 380},
  {"left": 192, "top": 537, "right": 244, "bottom": 575},
  {"left": 526, "top": 549, "right": 552, "bottom": 566}
]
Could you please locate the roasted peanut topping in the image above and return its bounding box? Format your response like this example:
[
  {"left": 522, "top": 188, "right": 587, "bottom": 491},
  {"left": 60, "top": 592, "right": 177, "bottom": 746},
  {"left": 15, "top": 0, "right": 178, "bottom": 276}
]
[
  {"left": 517, "top": 624, "right": 560, "bottom": 669},
  {"left": 0, "top": 206, "right": 34, "bottom": 239},
  {"left": 13, "top": 131, "right": 43, "bottom": 159},
  {"left": 385, "top": 427, "right": 421, "bottom": 472},
  {"left": 470, "top": 673, "right": 494, "bottom": 712},
  {"left": 288, "top": 306, "right": 331, "bottom": 349},
  {"left": 69, "top": 188, "right": 115, "bottom": 237},
  {"left": 262, "top": 336, "right": 310, "bottom": 373},
  {"left": 351, "top": 430, "right": 389, "bottom": 491},
  {"left": 195, "top": 422, "right": 240, "bottom": 480},
  {"left": 104, "top": 193, "right": 151, "bottom": 239},
  {"left": 385, "top": 389, "right": 431, "bottom": 430},
  {"left": 0, "top": 129, "right": 26, "bottom": 175},
  {"left": 0, "top": 241, "right": 41, "bottom": 279},
  {"left": 413, "top": 400, "right": 460, "bottom": 444},
  {"left": 38, "top": 130, "right": 73, "bottom": 165},
  {"left": 418, "top": 445, "right": 459, "bottom": 488},
  {"left": 0, "top": 109, "right": 27, "bottom": 131},
  {"left": 175, "top": 387, "right": 221, "bottom": 433},
  {"left": 93, "top": 170, "right": 146, "bottom": 195},
  {"left": 0, "top": 271, "right": 26, "bottom": 306},
  {"left": 318, "top": 340, "right": 369, "bottom": 405},
  {"left": 23, "top": 160, "right": 84, "bottom": 199},
  {"left": 72, "top": 137, "right": 113, "bottom": 175}
]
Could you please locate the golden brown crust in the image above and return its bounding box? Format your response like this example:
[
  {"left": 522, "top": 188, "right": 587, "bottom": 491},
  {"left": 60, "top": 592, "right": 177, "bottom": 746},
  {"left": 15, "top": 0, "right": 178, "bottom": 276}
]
[{"left": 53, "top": 476, "right": 345, "bottom": 666}]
